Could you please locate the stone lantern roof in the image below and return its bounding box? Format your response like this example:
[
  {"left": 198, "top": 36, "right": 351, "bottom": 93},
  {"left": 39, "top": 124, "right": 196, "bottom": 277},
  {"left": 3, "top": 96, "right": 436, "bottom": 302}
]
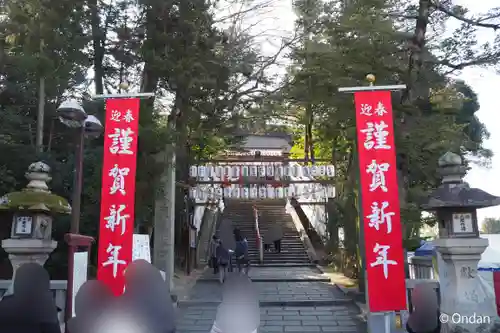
[
  {"left": 0, "top": 161, "right": 71, "bottom": 214},
  {"left": 421, "top": 152, "right": 500, "bottom": 210}
]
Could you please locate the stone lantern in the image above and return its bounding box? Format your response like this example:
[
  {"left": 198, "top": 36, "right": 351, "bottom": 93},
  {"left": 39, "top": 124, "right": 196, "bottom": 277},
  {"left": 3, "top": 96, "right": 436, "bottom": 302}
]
[
  {"left": 0, "top": 161, "right": 71, "bottom": 277},
  {"left": 421, "top": 152, "right": 500, "bottom": 332}
]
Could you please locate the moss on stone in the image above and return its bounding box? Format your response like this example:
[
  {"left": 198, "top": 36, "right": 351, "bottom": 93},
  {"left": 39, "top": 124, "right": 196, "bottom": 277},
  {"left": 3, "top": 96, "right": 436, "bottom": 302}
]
[{"left": 0, "top": 190, "right": 71, "bottom": 215}]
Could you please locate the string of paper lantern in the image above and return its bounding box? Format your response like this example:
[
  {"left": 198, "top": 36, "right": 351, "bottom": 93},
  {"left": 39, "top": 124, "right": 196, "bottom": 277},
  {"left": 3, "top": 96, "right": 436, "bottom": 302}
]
[
  {"left": 189, "top": 164, "right": 335, "bottom": 179},
  {"left": 188, "top": 183, "right": 335, "bottom": 200}
]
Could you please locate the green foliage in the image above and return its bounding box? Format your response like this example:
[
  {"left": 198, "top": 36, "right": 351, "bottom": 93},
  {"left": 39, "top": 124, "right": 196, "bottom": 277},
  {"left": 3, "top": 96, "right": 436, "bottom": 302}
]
[
  {"left": 0, "top": 0, "right": 289, "bottom": 276},
  {"left": 481, "top": 218, "right": 500, "bottom": 234},
  {"left": 0, "top": 0, "right": 497, "bottom": 279},
  {"left": 279, "top": 0, "right": 497, "bottom": 279}
]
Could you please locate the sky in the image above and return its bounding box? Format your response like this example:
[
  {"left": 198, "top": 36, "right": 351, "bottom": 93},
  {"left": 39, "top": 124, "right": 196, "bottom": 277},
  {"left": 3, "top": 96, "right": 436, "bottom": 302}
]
[
  {"left": 452, "top": 0, "right": 500, "bottom": 225},
  {"left": 220, "top": 0, "right": 500, "bottom": 226}
]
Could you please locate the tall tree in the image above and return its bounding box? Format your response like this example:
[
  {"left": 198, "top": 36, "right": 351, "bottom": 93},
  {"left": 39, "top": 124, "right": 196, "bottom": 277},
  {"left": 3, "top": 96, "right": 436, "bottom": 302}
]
[
  {"left": 481, "top": 218, "right": 500, "bottom": 234},
  {"left": 272, "top": 0, "right": 493, "bottom": 282}
]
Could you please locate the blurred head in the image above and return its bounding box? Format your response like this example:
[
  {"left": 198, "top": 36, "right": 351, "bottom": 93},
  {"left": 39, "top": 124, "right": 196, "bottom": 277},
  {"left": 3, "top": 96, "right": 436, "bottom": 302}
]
[
  {"left": 122, "top": 260, "right": 175, "bottom": 333},
  {"left": 11, "top": 263, "right": 59, "bottom": 323},
  {"left": 407, "top": 283, "right": 440, "bottom": 332},
  {"left": 412, "top": 283, "right": 439, "bottom": 310},
  {"left": 216, "top": 274, "right": 259, "bottom": 333},
  {"left": 124, "top": 260, "right": 165, "bottom": 294},
  {"left": 13, "top": 263, "right": 50, "bottom": 298},
  {"left": 222, "top": 273, "right": 257, "bottom": 304},
  {"left": 75, "top": 280, "right": 113, "bottom": 317}
]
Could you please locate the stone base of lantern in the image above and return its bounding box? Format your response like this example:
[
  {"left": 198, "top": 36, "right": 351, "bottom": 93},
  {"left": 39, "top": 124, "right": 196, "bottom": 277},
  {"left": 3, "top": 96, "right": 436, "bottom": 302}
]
[
  {"left": 2, "top": 238, "right": 57, "bottom": 275},
  {"left": 434, "top": 238, "right": 500, "bottom": 332}
]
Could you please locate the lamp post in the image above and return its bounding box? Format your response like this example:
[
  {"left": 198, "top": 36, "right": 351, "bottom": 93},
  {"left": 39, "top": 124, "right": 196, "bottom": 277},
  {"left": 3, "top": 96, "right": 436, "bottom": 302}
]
[{"left": 57, "top": 100, "right": 103, "bottom": 327}]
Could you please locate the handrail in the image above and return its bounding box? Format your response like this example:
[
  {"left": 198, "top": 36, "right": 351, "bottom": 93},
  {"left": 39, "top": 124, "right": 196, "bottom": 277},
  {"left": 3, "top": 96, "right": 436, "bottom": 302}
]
[{"left": 253, "top": 204, "right": 264, "bottom": 263}]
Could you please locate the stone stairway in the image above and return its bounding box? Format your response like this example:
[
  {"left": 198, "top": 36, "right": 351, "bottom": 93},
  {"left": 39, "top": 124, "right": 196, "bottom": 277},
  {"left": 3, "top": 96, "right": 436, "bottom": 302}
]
[{"left": 223, "top": 199, "right": 311, "bottom": 266}]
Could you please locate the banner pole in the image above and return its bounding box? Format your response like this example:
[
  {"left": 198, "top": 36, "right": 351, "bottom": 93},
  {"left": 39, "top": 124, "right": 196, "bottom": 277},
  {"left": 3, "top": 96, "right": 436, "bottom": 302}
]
[
  {"left": 339, "top": 74, "right": 406, "bottom": 333},
  {"left": 92, "top": 92, "right": 155, "bottom": 99},
  {"left": 94, "top": 91, "right": 155, "bottom": 295}
]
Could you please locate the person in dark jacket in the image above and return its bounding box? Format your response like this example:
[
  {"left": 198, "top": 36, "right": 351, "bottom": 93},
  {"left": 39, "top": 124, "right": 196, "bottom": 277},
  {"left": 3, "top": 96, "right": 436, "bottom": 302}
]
[
  {"left": 66, "top": 280, "right": 113, "bottom": 333},
  {"left": 215, "top": 240, "right": 231, "bottom": 283},
  {"left": 121, "top": 260, "right": 176, "bottom": 333},
  {"left": 406, "top": 283, "right": 441, "bottom": 333},
  {"left": 0, "top": 263, "right": 61, "bottom": 333},
  {"left": 234, "top": 230, "right": 249, "bottom": 275},
  {"left": 209, "top": 235, "right": 221, "bottom": 275},
  {"left": 266, "top": 224, "right": 283, "bottom": 253}
]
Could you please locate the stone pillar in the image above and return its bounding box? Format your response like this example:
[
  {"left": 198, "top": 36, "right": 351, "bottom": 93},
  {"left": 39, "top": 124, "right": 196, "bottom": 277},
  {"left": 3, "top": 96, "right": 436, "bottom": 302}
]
[{"left": 421, "top": 152, "right": 500, "bottom": 332}]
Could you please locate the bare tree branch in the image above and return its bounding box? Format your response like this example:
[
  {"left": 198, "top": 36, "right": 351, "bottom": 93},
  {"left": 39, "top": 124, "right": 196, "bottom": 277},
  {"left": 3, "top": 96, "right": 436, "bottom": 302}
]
[{"left": 432, "top": 1, "right": 500, "bottom": 30}]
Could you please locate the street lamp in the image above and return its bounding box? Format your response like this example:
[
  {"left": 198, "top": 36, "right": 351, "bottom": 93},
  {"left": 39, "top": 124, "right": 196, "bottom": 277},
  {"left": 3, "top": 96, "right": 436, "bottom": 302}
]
[
  {"left": 57, "top": 101, "right": 103, "bottom": 233},
  {"left": 57, "top": 99, "right": 103, "bottom": 327}
]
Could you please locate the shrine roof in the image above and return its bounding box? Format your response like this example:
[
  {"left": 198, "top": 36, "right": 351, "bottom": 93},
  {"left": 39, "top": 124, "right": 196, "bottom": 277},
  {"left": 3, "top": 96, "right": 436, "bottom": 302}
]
[{"left": 233, "top": 130, "right": 293, "bottom": 144}]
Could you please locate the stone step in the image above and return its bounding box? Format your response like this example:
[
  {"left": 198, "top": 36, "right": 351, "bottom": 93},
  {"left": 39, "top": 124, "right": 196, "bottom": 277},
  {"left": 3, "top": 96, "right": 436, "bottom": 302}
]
[
  {"left": 251, "top": 262, "right": 317, "bottom": 267},
  {"left": 259, "top": 260, "right": 311, "bottom": 264},
  {"left": 250, "top": 252, "right": 308, "bottom": 255},
  {"left": 248, "top": 245, "right": 306, "bottom": 249},
  {"left": 248, "top": 246, "right": 306, "bottom": 251},
  {"left": 259, "top": 256, "right": 310, "bottom": 260},
  {"left": 247, "top": 241, "right": 306, "bottom": 245},
  {"left": 252, "top": 257, "right": 311, "bottom": 261}
]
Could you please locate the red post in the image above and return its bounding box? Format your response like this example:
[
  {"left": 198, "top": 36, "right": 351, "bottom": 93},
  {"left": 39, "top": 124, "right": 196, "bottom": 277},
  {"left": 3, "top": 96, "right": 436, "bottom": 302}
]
[{"left": 64, "top": 233, "right": 94, "bottom": 330}]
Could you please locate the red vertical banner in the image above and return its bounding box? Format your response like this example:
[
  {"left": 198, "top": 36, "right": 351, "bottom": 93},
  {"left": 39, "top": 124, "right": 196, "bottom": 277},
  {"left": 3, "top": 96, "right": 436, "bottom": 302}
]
[
  {"left": 97, "top": 98, "right": 140, "bottom": 296},
  {"left": 354, "top": 91, "right": 407, "bottom": 312}
]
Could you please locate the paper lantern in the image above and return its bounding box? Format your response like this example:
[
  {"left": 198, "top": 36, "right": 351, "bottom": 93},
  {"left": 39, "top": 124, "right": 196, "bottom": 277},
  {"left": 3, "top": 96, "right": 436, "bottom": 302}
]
[
  {"left": 250, "top": 186, "right": 258, "bottom": 198},
  {"left": 189, "top": 165, "right": 198, "bottom": 178},
  {"left": 198, "top": 166, "right": 206, "bottom": 178},
  {"left": 302, "top": 166, "right": 310, "bottom": 178},
  {"left": 207, "top": 187, "right": 215, "bottom": 200},
  {"left": 233, "top": 186, "right": 241, "bottom": 199},
  {"left": 326, "top": 165, "right": 335, "bottom": 177},
  {"left": 276, "top": 187, "right": 284, "bottom": 198},
  {"left": 311, "top": 188, "right": 317, "bottom": 200},
  {"left": 310, "top": 166, "right": 318, "bottom": 177},
  {"left": 326, "top": 185, "right": 336, "bottom": 198},
  {"left": 258, "top": 166, "right": 265, "bottom": 177},
  {"left": 223, "top": 166, "right": 231, "bottom": 178},
  {"left": 197, "top": 188, "right": 208, "bottom": 201},
  {"left": 242, "top": 187, "right": 250, "bottom": 199},
  {"left": 231, "top": 166, "right": 240, "bottom": 179},
  {"left": 258, "top": 187, "right": 266, "bottom": 199},
  {"left": 208, "top": 165, "right": 216, "bottom": 178},
  {"left": 276, "top": 166, "right": 283, "bottom": 177},
  {"left": 215, "top": 187, "right": 223, "bottom": 199},
  {"left": 250, "top": 166, "right": 257, "bottom": 177},
  {"left": 241, "top": 165, "right": 249, "bottom": 177},
  {"left": 318, "top": 165, "right": 326, "bottom": 176},
  {"left": 266, "top": 165, "right": 274, "bottom": 177},
  {"left": 266, "top": 186, "right": 275, "bottom": 199},
  {"left": 283, "top": 166, "right": 290, "bottom": 177},
  {"left": 291, "top": 165, "right": 299, "bottom": 178},
  {"left": 215, "top": 166, "right": 223, "bottom": 178}
]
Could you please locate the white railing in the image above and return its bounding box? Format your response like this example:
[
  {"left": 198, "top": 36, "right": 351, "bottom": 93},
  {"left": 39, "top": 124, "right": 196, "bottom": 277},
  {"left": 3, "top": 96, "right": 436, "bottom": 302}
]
[
  {"left": 252, "top": 205, "right": 264, "bottom": 263},
  {"left": 409, "top": 256, "right": 436, "bottom": 280},
  {"left": 0, "top": 279, "right": 68, "bottom": 324},
  {"left": 287, "top": 162, "right": 330, "bottom": 239},
  {"left": 0, "top": 276, "right": 440, "bottom": 327}
]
